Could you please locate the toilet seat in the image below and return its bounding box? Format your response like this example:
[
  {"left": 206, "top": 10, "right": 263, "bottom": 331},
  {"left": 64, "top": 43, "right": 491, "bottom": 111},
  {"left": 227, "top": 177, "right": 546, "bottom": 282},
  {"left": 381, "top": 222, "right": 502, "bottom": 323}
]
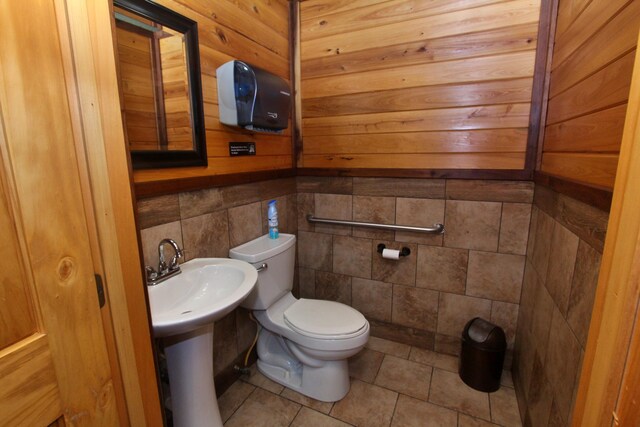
[
  {"left": 254, "top": 293, "right": 369, "bottom": 353},
  {"left": 284, "top": 299, "right": 367, "bottom": 340}
]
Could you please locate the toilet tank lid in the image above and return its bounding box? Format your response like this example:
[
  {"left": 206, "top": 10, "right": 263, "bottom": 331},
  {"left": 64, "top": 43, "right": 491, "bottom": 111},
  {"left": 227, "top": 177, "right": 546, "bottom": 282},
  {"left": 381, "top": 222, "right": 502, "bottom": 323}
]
[{"left": 229, "top": 233, "right": 296, "bottom": 263}]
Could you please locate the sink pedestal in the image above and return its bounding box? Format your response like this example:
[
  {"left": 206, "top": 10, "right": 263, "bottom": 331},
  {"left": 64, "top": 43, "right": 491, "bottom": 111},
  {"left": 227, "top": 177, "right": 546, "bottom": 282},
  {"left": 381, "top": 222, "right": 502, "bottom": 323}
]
[
  {"left": 147, "top": 258, "right": 258, "bottom": 426},
  {"left": 165, "top": 324, "right": 222, "bottom": 427}
]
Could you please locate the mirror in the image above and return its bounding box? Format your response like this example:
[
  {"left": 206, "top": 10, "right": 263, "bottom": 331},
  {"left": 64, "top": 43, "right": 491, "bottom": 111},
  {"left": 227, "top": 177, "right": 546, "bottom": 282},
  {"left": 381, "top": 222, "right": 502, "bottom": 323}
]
[{"left": 113, "top": 0, "right": 207, "bottom": 169}]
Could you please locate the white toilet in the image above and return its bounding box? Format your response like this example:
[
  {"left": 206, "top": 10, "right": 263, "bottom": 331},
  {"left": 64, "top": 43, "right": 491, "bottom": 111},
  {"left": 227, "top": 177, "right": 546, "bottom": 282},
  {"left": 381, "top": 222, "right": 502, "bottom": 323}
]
[{"left": 230, "top": 233, "right": 369, "bottom": 402}]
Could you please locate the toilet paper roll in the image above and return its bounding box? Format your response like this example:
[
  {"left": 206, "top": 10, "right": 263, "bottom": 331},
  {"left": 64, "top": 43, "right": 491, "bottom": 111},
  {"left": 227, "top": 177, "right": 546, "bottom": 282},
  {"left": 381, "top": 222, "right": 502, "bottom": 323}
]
[{"left": 382, "top": 248, "right": 401, "bottom": 260}]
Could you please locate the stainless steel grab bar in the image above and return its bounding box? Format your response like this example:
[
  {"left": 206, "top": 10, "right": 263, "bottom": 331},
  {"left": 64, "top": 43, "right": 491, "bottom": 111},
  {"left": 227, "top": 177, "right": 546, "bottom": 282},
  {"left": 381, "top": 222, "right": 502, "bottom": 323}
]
[{"left": 306, "top": 215, "right": 444, "bottom": 234}]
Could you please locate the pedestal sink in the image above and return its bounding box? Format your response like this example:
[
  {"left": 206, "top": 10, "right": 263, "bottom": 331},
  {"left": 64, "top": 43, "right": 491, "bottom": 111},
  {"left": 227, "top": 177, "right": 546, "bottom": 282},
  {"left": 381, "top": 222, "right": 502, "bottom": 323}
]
[{"left": 147, "top": 258, "right": 258, "bottom": 427}]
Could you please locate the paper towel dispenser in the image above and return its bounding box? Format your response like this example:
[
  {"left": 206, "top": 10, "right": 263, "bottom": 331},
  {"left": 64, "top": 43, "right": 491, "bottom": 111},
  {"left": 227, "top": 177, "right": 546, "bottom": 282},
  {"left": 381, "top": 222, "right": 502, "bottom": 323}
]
[{"left": 216, "top": 60, "right": 290, "bottom": 133}]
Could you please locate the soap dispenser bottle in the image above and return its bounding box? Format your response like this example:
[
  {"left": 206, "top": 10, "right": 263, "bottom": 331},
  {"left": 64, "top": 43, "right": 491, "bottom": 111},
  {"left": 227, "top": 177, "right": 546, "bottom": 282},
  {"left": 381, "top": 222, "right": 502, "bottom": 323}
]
[{"left": 267, "top": 200, "right": 279, "bottom": 239}]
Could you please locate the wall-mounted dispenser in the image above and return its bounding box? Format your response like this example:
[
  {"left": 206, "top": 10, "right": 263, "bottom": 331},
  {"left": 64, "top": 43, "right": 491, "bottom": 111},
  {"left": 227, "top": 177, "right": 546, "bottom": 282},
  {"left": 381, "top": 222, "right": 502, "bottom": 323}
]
[{"left": 216, "top": 60, "right": 290, "bottom": 133}]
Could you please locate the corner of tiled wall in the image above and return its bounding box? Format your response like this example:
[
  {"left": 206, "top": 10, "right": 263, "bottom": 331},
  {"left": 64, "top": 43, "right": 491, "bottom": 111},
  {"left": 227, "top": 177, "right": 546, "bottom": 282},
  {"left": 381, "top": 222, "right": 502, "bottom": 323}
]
[{"left": 513, "top": 184, "right": 607, "bottom": 426}]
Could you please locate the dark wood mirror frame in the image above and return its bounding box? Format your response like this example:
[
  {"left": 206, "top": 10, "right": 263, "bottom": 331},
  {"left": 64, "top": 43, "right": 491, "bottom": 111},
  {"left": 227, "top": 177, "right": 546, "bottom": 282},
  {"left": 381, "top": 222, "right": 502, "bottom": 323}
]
[{"left": 114, "top": 0, "right": 207, "bottom": 169}]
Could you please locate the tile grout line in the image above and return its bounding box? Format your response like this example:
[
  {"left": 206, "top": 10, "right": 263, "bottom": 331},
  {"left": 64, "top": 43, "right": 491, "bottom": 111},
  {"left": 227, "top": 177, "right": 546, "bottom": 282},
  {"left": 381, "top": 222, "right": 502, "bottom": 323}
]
[
  {"left": 429, "top": 367, "right": 494, "bottom": 423},
  {"left": 387, "top": 391, "right": 400, "bottom": 427},
  {"left": 487, "top": 388, "right": 494, "bottom": 425},
  {"left": 286, "top": 403, "right": 303, "bottom": 427},
  {"left": 365, "top": 351, "right": 471, "bottom": 417},
  {"left": 442, "top": 193, "right": 448, "bottom": 249},
  {"left": 372, "top": 354, "right": 387, "bottom": 385},
  {"left": 497, "top": 201, "right": 505, "bottom": 254},
  {"left": 427, "top": 364, "right": 435, "bottom": 405},
  {"left": 224, "top": 385, "right": 258, "bottom": 425}
]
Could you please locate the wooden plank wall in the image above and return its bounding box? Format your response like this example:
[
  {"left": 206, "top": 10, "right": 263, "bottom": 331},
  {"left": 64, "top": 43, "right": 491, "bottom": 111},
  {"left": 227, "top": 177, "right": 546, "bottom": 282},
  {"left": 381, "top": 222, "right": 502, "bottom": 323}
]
[
  {"left": 297, "top": 0, "right": 542, "bottom": 170},
  {"left": 132, "top": 0, "right": 292, "bottom": 184},
  {"left": 116, "top": 26, "right": 160, "bottom": 151},
  {"left": 540, "top": 0, "right": 640, "bottom": 190},
  {"left": 160, "top": 31, "right": 193, "bottom": 150}
]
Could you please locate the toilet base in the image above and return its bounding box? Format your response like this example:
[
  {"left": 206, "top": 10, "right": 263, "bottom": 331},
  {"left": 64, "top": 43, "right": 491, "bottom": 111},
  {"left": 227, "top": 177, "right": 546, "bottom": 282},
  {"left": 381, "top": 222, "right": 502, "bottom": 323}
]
[
  {"left": 256, "top": 329, "right": 351, "bottom": 402},
  {"left": 257, "top": 358, "right": 350, "bottom": 402}
]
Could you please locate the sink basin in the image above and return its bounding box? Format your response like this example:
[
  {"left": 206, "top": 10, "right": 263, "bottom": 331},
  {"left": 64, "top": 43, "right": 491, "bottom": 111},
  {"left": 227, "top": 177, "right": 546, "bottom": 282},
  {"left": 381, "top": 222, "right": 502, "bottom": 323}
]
[{"left": 148, "top": 258, "right": 258, "bottom": 337}]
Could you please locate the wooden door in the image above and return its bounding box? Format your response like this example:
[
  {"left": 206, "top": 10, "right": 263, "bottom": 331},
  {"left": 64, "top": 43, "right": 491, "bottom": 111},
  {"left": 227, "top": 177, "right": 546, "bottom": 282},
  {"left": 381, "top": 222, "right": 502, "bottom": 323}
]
[{"left": 0, "top": 1, "right": 119, "bottom": 425}]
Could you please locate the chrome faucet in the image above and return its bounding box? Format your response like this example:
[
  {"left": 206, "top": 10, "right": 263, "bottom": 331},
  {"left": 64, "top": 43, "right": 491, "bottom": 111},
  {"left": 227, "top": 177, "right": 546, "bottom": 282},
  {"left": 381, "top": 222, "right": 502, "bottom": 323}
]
[
  {"left": 158, "top": 238, "right": 183, "bottom": 274},
  {"left": 146, "top": 238, "right": 184, "bottom": 286}
]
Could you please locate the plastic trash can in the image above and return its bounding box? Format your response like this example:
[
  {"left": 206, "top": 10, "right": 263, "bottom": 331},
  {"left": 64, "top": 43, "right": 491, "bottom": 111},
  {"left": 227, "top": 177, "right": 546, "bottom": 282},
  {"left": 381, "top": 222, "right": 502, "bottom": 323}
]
[{"left": 459, "top": 317, "right": 506, "bottom": 392}]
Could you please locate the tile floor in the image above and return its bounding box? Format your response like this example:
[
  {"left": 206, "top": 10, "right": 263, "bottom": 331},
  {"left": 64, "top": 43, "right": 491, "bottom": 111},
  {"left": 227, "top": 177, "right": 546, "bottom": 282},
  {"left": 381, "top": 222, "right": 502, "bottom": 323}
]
[{"left": 218, "top": 337, "right": 522, "bottom": 426}]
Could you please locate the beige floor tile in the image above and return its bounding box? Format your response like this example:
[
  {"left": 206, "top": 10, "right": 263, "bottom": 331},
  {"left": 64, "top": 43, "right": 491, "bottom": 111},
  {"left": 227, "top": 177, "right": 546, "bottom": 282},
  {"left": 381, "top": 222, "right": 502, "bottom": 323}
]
[
  {"left": 458, "top": 414, "right": 500, "bottom": 427},
  {"left": 489, "top": 387, "right": 522, "bottom": 426},
  {"left": 374, "top": 355, "right": 432, "bottom": 401},
  {"left": 330, "top": 379, "right": 398, "bottom": 427},
  {"left": 226, "top": 338, "right": 523, "bottom": 427},
  {"left": 366, "top": 336, "right": 411, "bottom": 359},
  {"left": 349, "top": 348, "right": 384, "bottom": 383},
  {"left": 218, "top": 380, "right": 255, "bottom": 422},
  {"left": 291, "top": 407, "right": 351, "bottom": 427},
  {"left": 280, "top": 387, "right": 334, "bottom": 414},
  {"left": 409, "top": 347, "right": 459, "bottom": 373},
  {"left": 224, "top": 388, "right": 301, "bottom": 427},
  {"left": 500, "top": 370, "right": 514, "bottom": 388},
  {"left": 429, "top": 369, "right": 491, "bottom": 421},
  {"left": 241, "top": 364, "right": 285, "bottom": 394},
  {"left": 391, "top": 395, "right": 457, "bottom": 427}
]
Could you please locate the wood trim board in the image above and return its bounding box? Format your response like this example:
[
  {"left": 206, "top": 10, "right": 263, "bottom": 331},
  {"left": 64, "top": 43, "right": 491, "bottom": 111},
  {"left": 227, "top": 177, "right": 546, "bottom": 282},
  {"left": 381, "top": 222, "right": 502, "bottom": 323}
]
[
  {"left": 534, "top": 171, "right": 613, "bottom": 212},
  {"left": 60, "top": 0, "right": 164, "bottom": 424},
  {"left": 135, "top": 168, "right": 296, "bottom": 198}
]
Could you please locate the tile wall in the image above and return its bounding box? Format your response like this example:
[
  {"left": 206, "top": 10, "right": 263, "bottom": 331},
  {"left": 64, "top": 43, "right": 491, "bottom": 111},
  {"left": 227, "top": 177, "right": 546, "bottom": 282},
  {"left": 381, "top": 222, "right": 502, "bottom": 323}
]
[
  {"left": 296, "top": 177, "right": 534, "bottom": 365},
  {"left": 138, "top": 176, "right": 608, "bottom": 424},
  {"left": 137, "top": 177, "right": 298, "bottom": 384},
  {"left": 513, "top": 185, "right": 608, "bottom": 426}
]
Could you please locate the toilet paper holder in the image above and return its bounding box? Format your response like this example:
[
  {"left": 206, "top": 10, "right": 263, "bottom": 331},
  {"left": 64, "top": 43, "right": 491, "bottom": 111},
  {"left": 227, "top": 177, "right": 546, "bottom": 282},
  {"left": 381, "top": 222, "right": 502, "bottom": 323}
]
[{"left": 377, "top": 243, "right": 411, "bottom": 257}]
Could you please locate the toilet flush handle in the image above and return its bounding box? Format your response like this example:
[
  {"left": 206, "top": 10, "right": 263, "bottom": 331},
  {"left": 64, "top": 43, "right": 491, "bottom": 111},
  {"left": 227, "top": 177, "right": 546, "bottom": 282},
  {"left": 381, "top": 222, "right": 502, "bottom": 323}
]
[{"left": 256, "top": 263, "right": 268, "bottom": 272}]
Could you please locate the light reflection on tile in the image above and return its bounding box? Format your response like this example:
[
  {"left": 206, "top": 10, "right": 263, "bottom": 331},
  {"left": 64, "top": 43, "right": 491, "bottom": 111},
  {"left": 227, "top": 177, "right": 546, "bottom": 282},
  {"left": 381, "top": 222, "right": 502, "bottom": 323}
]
[
  {"left": 224, "top": 388, "right": 300, "bottom": 427},
  {"left": 330, "top": 379, "right": 398, "bottom": 427},
  {"left": 391, "top": 394, "right": 457, "bottom": 427},
  {"left": 374, "top": 355, "right": 432, "bottom": 400},
  {"left": 428, "top": 368, "right": 491, "bottom": 421}
]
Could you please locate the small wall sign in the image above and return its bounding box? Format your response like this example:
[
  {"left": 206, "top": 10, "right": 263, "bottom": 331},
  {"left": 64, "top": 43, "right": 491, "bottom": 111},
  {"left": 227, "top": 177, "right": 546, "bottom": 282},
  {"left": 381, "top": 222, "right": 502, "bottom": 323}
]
[{"left": 229, "top": 142, "right": 256, "bottom": 156}]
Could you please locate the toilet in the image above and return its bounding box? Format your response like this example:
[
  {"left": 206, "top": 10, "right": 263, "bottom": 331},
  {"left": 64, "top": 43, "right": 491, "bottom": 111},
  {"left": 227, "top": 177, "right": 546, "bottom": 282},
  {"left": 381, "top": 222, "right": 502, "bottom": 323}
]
[{"left": 230, "top": 233, "right": 369, "bottom": 402}]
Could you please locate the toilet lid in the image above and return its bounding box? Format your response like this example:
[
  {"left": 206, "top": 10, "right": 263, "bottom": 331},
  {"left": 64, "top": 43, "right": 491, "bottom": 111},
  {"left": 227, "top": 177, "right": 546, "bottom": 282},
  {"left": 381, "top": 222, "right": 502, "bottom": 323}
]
[{"left": 283, "top": 299, "right": 367, "bottom": 338}]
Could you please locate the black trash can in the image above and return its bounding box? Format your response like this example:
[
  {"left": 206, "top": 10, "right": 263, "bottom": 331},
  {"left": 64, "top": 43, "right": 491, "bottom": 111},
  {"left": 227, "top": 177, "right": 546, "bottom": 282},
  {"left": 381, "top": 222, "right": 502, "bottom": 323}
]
[{"left": 459, "top": 317, "right": 506, "bottom": 392}]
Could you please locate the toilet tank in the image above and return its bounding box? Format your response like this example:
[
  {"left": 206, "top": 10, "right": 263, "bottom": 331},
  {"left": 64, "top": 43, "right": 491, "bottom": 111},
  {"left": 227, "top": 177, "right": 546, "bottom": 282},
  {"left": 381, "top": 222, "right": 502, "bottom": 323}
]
[{"left": 229, "top": 234, "right": 296, "bottom": 310}]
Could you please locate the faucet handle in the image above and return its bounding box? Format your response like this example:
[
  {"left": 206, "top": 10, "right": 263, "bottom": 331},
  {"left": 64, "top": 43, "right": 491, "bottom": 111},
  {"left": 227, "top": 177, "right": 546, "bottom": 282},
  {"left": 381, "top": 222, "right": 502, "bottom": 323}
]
[
  {"left": 145, "top": 266, "right": 158, "bottom": 282},
  {"left": 169, "top": 249, "right": 183, "bottom": 270},
  {"left": 158, "top": 260, "right": 168, "bottom": 275}
]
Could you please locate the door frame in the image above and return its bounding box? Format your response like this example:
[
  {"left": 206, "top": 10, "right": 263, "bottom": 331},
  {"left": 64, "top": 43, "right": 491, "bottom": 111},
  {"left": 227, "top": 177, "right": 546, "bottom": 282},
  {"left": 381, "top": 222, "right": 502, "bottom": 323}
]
[{"left": 56, "top": 0, "right": 163, "bottom": 425}]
